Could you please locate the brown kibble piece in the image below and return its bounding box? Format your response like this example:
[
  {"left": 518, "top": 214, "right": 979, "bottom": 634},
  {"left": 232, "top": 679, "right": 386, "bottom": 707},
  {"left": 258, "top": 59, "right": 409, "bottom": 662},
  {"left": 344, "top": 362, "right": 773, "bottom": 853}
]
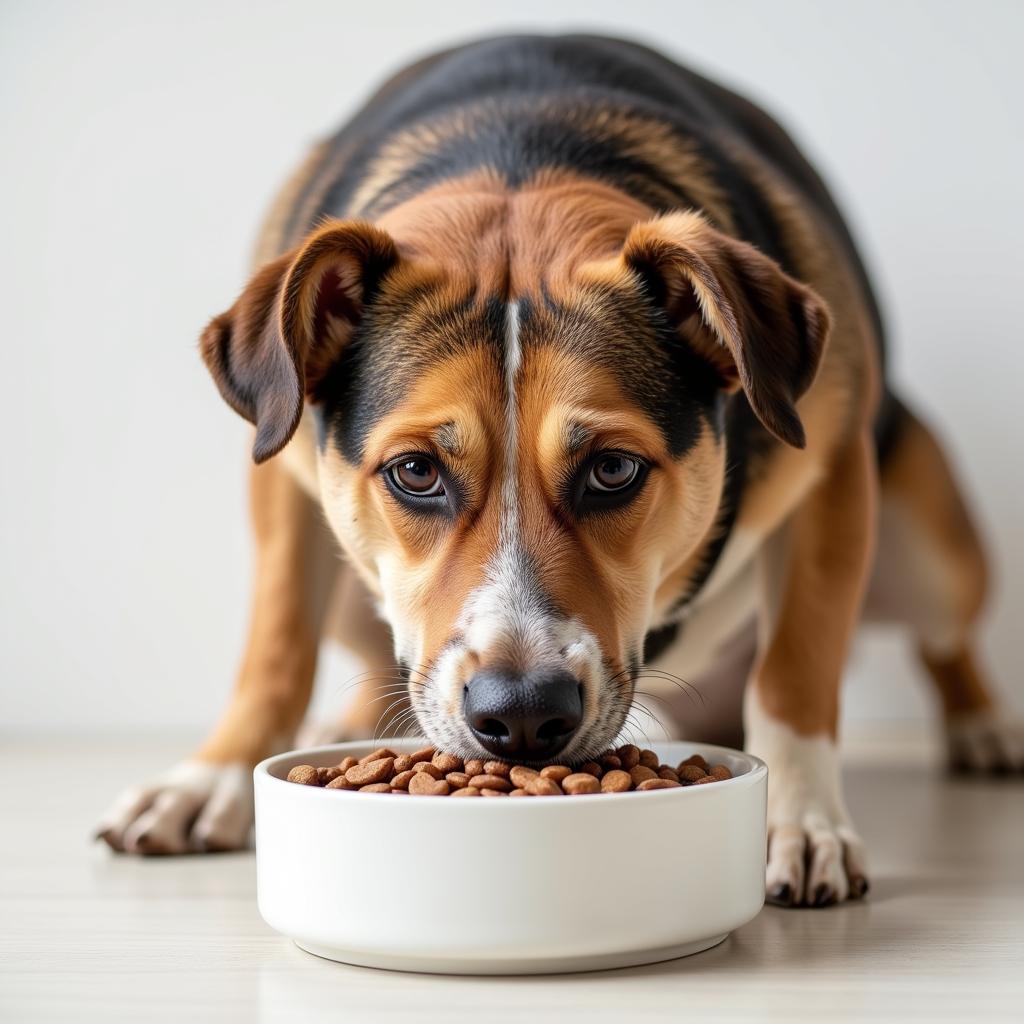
[
  {"left": 509, "top": 765, "right": 538, "bottom": 788},
  {"left": 433, "top": 752, "right": 463, "bottom": 773},
  {"left": 524, "top": 775, "right": 562, "bottom": 796},
  {"left": 359, "top": 747, "right": 396, "bottom": 764},
  {"left": 710, "top": 764, "right": 733, "bottom": 780},
  {"left": 345, "top": 757, "right": 395, "bottom": 786},
  {"left": 450, "top": 786, "right": 480, "bottom": 796},
  {"left": 540, "top": 765, "right": 572, "bottom": 782},
  {"left": 463, "top": 759, "right": 485, "bottom": 777},
  {"left": 637, "top": 778, "right": 682, "bottom": 791},
  {"left": 391, "top": 769, "right": 416, "bottom": 791},
  {"left": 479, "top": 788, "right": 508, "bottom": 797},
  {"left": 679, "top": 764, "right": 707, "bottom": 784},
  {"left": 468, "top": 774, "right": 512, "bottom": 792},
  {"left": 413, "top": 761, "right": 443, "bottom": 779},
  {"left": 407, "top": 746, "right": 436, "bottom": 764},
  {"left": 579, "top": 761, "right": 604, "bottom": 778},
  {"left": 408, "top": 773, "right": 450, "bottom": 795},
  {"left": 392, "top": 755, "right": 414, "bottom": 773},
  {"left": 638, "top": 749, "right": 660, "bottom": 769},
  {"left": 600, "top": 754, "right": 622, "bottom": 770},
  {"left": 679, "top": 753, "right": 709, "bottom": 771},
  {"left": 446, "top": 771, "right": 471, "bottom": 789},
  {"left": 616, "top": 744, "right": 641, "bottom": 770},
  {"left": 601, "top": 769, "right": 632, "bottom": 793},
  {"left": 509, "top": 788, "right": 530, "bottom": 797},
  {"left": 629, "top": 765, "right": 658, "bottom": 785},
  {"left": 287, "top": 765, "right": 321, "bottom": 786},
  {"left": 657, "top": 765, "right": 680, "bottom": 783},
  {"left": 694, "top": 775, "right": 718, "bottom": 785},
  {"left": 359, "top": 783, "right": 392, "bottom": 793},
  {"left": 483, "top": 761, "right": 511, "bottom": 778},
  {"left": 325, "top": 775, "right": 353, "bottom": 790},
  {"left": 338, "top": 756, "right": 359, "bottom": 771},
  {"left": 563, "top": 773, "right": 601, "bottom": 795},
  {"left": 317, "top": 766, "right": 343, "bottom": 785}
]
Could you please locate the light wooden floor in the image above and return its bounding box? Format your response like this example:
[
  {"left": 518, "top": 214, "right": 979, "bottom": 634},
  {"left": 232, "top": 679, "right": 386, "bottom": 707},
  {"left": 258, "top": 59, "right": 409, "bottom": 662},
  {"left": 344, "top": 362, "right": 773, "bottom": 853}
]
[{"left": 1, "top": 735, "right": 1021, "bottom": 1023}]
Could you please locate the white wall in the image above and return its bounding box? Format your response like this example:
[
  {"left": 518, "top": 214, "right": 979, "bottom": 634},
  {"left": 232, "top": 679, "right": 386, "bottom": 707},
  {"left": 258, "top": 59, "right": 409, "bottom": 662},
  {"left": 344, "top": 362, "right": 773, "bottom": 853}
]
[{"left": 2, "top": 0, "right": 1021, "bottom": 735}]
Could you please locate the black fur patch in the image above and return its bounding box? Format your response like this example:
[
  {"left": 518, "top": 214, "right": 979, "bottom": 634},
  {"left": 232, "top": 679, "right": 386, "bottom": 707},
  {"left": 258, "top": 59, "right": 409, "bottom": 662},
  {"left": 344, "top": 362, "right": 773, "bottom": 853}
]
[{"left": 642, "top": 621, "right": 680, "bottom": 664}]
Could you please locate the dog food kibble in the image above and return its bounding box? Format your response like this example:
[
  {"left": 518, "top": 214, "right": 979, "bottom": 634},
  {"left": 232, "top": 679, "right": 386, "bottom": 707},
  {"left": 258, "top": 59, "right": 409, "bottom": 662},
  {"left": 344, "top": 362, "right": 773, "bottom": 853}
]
[
  {"left": 600, "top": 769, "right": 632, "bottom": 793},
  {"left": 287, "top": 764, "right": 321, "bottom": 786},
  {"left": 345, "top": 757, "right": 394, "bottom": 786},
  {"left": 562, "top": 772, "right": 602, "bottom": 795},
  {"left": 408, "top": 772, "right": 449, "bottom": 796},
  {"left": 284, "top": 746, "right": 734, "bottom": 796}
]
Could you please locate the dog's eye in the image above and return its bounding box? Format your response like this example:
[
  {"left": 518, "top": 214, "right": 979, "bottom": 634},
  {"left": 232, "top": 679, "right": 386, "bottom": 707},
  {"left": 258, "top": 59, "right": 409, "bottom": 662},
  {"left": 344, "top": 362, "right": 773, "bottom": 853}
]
[
  {"left": 586, "top": 453, "right": 642, "bottom": 493},
  {"left": 389, "top": 457, "right": 444, "bottom": 497}
]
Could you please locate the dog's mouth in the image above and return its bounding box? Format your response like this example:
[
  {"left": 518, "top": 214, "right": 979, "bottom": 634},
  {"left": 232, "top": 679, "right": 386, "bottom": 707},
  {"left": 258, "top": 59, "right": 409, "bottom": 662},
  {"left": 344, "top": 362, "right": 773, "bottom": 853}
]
[{"left": 403, "top": 664, "right": 633, "bottom": 767}]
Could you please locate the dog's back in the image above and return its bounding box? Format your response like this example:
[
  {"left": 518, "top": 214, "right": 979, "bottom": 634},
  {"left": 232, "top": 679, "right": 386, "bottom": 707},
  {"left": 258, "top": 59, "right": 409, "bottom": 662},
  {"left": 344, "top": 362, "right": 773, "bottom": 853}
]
[{"left": 267, "top": 35, "right": 881, "bottom": 340}]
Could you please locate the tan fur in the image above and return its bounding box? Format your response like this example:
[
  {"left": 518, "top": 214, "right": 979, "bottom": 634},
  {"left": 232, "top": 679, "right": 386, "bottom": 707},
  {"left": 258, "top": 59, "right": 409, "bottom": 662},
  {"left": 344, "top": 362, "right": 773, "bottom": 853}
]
[
  {"left": 375, "top": 168, "right": 655, "bottom": 294},
  {"left": 753, "top": 430, "right": 878, "bottom": 737}
]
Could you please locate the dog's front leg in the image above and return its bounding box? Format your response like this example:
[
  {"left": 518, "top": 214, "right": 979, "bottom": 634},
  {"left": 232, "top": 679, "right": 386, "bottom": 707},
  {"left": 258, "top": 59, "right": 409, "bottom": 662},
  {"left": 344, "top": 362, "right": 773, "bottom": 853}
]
[
  {"left": 97, "top": 453, "right": 337, "bottom": 854},
  {"left": 744, "top": 430, "right": 876, "bottom": 907}
]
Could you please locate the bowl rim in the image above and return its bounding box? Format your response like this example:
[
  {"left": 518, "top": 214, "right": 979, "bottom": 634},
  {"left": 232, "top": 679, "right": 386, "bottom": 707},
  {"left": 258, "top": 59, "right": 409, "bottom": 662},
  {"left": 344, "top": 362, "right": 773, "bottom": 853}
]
[{"left": 255, "top": 739, "right": 767, "bottom": 808}]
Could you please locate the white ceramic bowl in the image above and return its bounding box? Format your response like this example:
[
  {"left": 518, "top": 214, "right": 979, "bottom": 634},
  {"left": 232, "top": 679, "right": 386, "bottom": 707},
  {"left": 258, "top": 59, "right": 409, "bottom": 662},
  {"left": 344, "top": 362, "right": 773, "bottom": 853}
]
[{"left": 255, "top": 739, "right": 767, "bottom": 975}]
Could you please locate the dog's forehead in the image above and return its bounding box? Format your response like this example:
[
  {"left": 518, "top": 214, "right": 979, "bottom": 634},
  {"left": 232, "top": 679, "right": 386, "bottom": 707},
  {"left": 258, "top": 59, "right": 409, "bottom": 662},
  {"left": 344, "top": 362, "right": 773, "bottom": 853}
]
[{"left": 317, "top": 280, "right": 720, "bottom": 464}]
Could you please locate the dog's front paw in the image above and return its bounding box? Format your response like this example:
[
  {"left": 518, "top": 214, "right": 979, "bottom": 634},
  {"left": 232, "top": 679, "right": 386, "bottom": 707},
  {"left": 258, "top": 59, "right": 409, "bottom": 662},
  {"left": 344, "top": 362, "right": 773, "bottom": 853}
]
[
  {"left": 95, "top": 761, "right": 253, "bottom": 855},
  {"left": 746, "top": 702, "right": 868, "bottom": 908},
  {"left": 946, "top": 708, "right": 1024, "bottom": 775}
]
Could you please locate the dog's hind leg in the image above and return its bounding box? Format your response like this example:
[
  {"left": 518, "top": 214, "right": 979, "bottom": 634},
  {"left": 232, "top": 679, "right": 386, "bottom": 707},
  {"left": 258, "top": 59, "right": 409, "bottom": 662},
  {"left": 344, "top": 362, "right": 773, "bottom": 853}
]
[
  {"left": 97, "top": 442, "right": 340, "bottom": 854},
  {"left": 865, "top": 401, "right": 1022, "bottom": 773}
]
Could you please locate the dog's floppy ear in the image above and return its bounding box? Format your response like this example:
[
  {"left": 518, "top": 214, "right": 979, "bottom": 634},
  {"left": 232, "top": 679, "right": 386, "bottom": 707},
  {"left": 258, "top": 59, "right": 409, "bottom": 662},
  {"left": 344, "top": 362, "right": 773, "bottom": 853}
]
[
  {"left": 200, "top": 221, "right": 398, "bottom": 463},
  {"left": 621, "top": 211, "right": 830, "bottom": 448}
]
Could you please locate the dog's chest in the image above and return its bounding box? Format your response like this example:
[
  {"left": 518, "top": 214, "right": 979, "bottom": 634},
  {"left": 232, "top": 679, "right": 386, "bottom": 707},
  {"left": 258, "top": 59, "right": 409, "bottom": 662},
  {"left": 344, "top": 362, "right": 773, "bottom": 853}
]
[{"left": 647, "top": 527, "right": 761, "bottom": 679}]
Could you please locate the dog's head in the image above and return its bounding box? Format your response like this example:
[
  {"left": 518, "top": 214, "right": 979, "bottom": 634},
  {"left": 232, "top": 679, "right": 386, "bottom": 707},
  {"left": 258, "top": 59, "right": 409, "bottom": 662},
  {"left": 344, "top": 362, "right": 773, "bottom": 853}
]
[{"left": 201, "top": 195, "right": 828, "bottom": 763}]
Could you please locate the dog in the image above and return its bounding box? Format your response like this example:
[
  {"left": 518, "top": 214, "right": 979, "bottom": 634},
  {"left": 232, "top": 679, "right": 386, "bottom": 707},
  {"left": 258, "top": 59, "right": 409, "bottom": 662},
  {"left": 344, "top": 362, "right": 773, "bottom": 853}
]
[{"left": 97, "top": 34, "right": 1020, "bottom": 905}]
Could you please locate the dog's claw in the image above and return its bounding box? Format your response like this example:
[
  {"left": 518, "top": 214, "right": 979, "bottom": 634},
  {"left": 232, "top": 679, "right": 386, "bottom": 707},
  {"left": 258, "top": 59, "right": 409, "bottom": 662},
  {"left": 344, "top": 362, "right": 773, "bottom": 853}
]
[
  {"left": 767, "top": 882, "right": 794, "bottom": 907},
  {"left": 811, "top": 883, "right": 837, "bottom": 908},
  {"left": 133, "top": 831, "right": 169, "bottom": 856},
  {"left": 95, "top": 827, "right": 123, "bottom": 853},
  {"left": 849, "top": 875, "right": 870, "bottom": 899}
]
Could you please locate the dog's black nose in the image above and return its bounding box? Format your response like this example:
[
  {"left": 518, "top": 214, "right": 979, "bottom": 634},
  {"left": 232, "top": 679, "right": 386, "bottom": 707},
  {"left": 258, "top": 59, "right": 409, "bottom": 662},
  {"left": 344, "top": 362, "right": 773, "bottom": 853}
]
[{"left": 463, "top": 668, "right": 583, "bottom": 760}]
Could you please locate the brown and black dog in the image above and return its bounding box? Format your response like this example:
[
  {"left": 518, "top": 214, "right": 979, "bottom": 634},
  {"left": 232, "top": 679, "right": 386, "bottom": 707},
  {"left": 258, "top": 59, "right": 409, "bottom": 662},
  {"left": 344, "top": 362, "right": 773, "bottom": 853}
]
[{"left": 98, "top": 35, "right": 1020, "bottom": 906}]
